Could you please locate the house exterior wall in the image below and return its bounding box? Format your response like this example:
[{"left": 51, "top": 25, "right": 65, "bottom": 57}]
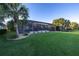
[{"left": 18, "top": 20, "right": 54, "bottom": 34}]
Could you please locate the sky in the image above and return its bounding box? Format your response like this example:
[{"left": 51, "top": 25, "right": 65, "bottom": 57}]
[{"left": 24, "top": 3, "right": 79, "bottom": 23}]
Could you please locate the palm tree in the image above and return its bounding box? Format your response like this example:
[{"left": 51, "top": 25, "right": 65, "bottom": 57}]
[{"left": 0, "top": 3, "right": 29, "bottom": 37}]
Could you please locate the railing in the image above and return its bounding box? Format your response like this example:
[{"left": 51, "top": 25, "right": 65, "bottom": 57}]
[{"left": 29, "top": 30, "right": 50, "bottom": 34}]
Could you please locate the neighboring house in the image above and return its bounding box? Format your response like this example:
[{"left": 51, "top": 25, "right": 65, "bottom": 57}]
[
  {"left": 0, "top": 23, "right": 7, "bottom": 29},
  {"left": 18, "top": 20, "right": 54, "bottom": 34}
]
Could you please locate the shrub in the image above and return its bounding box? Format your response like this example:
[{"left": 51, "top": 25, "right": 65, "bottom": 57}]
[
  {"left": 6, "top": 32, "right": 17, "bottom": 39},
  {"left": 0, "top": 29, "right": 7, "bottom": 35}
]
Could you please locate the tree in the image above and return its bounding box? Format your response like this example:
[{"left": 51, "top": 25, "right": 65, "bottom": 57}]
[
  {"left": 53, "top": 18, "right": 65, "bottom": 26},
  {"left": 70, "top": 22, "right": 79, "bottom": 30},
  {"left": 52, "top": 18, "right": 66, "bottom": 31},
  {"left": 0, "top": 4, "right": 8, "bottom": 26},
  {"left": 64, "top": 20, "right": 70, "bottom": 27},
  {"left": 7, "top": 20, "right": 15, "bottom": 31},
  {"left": 0, "top": 3, "right": 29, "bottom": 37},
  {"left": 52, "top": 18, "right": 71, "bottom": 31},
  {"left": 64, "top": 20, "right": 71, "bottom": 30}
]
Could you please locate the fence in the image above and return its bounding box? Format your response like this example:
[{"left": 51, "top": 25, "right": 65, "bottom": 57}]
[{"left": 29, "top": 30, "right": 50, "bottom": 34}]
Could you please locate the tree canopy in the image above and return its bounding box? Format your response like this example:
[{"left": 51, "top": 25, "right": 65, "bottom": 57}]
[
  {"left": 52, "top": 18, "right": 79, "bottom": 30},
  {"left": 0, "top": 3, "right": 29, "bottom": 37}
]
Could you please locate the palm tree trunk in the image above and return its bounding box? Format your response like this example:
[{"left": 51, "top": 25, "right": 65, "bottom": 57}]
[
  {"left": 13, "top": 15, "right": 20, "bottom": 37},
  {"left": 14, "top": 23, "right": 19, "bottom": 37}
]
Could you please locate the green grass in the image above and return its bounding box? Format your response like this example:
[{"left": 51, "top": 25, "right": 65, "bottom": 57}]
[{"left": 1, "top": 31, "right": 79, "bottom": 55}]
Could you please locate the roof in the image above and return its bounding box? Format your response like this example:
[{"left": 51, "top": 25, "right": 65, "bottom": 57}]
[{"left": 27, "top": 20, "right": 52, "bottom": 25}]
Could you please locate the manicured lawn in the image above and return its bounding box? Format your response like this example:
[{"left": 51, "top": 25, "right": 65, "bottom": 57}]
[{"left": 1, "top": 31, "right": 79, "bottom": 55}]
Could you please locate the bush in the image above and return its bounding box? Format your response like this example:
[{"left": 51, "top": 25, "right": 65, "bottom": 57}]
[
  {"left": 0, "top": 29, "right": 7, "bottom": 35},
  {"left": 6, "top": 32, "right": 17, "bottom": 39}
]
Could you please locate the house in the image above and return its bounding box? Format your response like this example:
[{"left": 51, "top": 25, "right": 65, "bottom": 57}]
[{"left": 18, "top": 20, "right": 54, "bottom": 34}]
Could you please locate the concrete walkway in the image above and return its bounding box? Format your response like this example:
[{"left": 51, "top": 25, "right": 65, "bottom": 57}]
[
  {"left": 8, "top": 32, "right": 33, "bottom": 40},
  {"left": 9, "top": 31, "right": 55, "bottom": 40}
]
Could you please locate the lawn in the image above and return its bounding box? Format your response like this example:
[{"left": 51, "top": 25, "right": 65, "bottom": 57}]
[{"left": 0, "top": 31, "right": 79, "bottom": 56}]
